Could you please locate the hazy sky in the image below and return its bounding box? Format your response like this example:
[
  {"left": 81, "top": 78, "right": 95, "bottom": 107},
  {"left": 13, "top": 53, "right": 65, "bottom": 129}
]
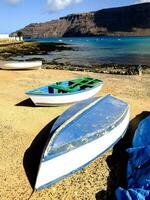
[{"left": 0, "top": 0, "right": 149, "bottom": 33}]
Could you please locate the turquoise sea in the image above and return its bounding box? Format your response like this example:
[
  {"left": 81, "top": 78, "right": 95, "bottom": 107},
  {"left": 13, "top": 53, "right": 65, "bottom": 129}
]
[{"left": 24, "top": 36, "right": 150, "bottom": 65}]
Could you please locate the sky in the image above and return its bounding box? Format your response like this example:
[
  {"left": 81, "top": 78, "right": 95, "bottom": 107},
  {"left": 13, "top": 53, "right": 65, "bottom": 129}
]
[{"left": 0, "top": 0, "right": 150, "bottom": 34}]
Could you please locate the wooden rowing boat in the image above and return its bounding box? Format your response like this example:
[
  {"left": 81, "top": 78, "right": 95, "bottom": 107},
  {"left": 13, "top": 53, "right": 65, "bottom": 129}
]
[
  {"left": 0, "top": 61, "right": 42, "bottom": 70},
  {"left": 26, "top": 77, "right": 103, "bottom": 106},
  {"left": 35, "top": 94, "right": 130, "bottom": 190}
]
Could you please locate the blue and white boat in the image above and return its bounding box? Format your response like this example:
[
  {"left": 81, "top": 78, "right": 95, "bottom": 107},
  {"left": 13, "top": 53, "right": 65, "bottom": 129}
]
[
  {"left": 35, "top": 94, "right": 130, "bottom": 190},
  {"left": 25, "top": 77, "right": 103, "bottom": 106}
]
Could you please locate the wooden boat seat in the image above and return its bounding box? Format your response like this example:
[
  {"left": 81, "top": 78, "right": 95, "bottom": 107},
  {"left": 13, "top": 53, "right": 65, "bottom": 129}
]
[{"left": 48, "top": 78, "right": 100, "bottom": 93}]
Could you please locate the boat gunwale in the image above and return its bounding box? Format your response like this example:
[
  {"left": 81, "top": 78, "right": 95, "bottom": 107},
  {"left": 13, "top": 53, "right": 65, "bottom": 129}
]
[
  {"left": 1, "top": 61, "right": 42, "bottom": 70},
  {"left": 25, "top": 79, "right": 103, "bottom": 96}
]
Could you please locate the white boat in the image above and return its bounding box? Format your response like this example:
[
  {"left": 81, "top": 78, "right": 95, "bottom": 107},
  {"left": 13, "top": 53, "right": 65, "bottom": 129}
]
[
  {"left": 0, "top": 61, "right": 42, "bottom": 70},
  {"left": 26, "top": 77, "right": 103, "bottom": 106},
  {"left": 35, "top": 94, "right": 130, "bottom": 190}
]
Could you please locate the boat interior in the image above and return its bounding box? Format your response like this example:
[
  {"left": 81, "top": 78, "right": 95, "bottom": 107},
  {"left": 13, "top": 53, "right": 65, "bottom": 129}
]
[
  {"left": 48, "top": 77, "right": 101, "bottom": 94},
  {"left": 29, "top": 77, "right": 102, "bottom": 94}
]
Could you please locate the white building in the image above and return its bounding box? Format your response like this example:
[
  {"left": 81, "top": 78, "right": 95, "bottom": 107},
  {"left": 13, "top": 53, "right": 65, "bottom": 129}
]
[
  {"left": 0, "top": 34, "right": 10, "bottom": 40},
  {"left": 0, "top": 34, "right": 23, "bottom": 41}
]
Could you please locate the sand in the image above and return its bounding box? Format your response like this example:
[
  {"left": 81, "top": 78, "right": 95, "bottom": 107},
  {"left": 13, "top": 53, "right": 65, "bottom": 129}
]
[{"left": 0, "top": 68, "right": 149, "bottom": 200}]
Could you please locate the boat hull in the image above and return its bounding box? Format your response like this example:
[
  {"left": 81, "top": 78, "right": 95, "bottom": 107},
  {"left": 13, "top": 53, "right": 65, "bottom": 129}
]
[
  {"left": 35, "top": 109, "right": 129, "bottom": 190},
  {"left": 29, "top": 84, "right": 103, "bottom": 106},
  {"left": 1, "top": 61, "right": 42, "bottom": 70}
]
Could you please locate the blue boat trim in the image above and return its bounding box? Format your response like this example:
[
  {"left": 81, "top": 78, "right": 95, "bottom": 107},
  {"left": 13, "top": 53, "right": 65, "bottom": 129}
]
[
  {"left": 37, "top": 126, "right": 128, "bottom": 190},
  {"left": 25, "top": 84, "right": 101, "bottom": 96}
]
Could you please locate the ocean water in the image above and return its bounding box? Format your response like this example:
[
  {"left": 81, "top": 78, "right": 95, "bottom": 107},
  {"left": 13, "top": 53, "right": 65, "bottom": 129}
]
[{"left": 23, "top": 36, "right": 150, "bottom": 65}]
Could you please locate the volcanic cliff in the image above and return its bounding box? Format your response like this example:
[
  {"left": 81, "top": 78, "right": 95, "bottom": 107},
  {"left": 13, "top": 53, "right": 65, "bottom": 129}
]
[{"left": 12, "top": 3, "right": 150, "bottom": 38}]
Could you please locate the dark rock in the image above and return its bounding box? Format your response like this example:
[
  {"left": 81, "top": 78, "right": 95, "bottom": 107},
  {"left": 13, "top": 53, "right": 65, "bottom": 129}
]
[
  {"left": 43, "top": 62, "right": 150, "bottom": 75},
  {"left": 0, "top": 42, "right": 73, "bottom": 59}
]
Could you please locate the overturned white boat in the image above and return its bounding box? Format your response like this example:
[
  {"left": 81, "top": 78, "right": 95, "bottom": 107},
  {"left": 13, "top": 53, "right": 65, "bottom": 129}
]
[
  {"left": 26, "top": 77, "right": 103, "bottom": 106},
  {"left": 35, "top": 94, "right": 130, "bottom": 190},
  {"left": 0, "top": 61, "right": 42, "bottom": 70}
]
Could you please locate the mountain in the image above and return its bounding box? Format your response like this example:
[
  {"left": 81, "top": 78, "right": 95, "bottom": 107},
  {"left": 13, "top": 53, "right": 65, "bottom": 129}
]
[{"left": 12, "top": 3, "right": 150, "bottom": 38}]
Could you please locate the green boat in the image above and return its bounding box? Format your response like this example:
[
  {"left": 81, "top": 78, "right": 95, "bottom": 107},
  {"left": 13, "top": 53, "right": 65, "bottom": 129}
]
[{"left": 26, "top": 77, "right": 103, "bottom": 106}]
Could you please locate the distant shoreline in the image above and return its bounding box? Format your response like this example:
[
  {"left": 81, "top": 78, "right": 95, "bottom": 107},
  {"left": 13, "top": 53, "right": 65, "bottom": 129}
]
[
  {"left": 0, "top": 41, "right": 73, "bottom": 60},
  {"left": 0, "top": 40, "right": 149, "bottom": 75}
]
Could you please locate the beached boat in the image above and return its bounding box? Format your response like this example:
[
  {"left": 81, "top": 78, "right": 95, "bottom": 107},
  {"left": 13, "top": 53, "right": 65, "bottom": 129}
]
[
  {"left": 26, "top": 77, "right": 103, "bottom": 106},
  {"left": 0, "top": 61, "right": 42, "bottom": 70},
  {"left": 35, "top": 94, "right": 130, "bottom": 190}
]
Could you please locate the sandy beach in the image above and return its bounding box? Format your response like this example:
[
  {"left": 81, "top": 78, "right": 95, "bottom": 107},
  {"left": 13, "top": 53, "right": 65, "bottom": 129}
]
[{"left": 0, "top": 68, "right": 150, "bottom": 200}]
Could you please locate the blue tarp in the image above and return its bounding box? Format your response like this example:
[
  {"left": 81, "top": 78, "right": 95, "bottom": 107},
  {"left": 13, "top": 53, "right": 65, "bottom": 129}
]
[
  {"left": 116, "top": 115, "right": 150, "bottom": 200},
  {"left": 132, "top": 116, "right": 150, "bottom": 147}
]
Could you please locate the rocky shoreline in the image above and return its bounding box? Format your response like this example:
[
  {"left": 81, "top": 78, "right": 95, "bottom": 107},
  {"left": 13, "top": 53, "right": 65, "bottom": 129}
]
[
  {"left": 43, "top": 61, "right": 150, "bottom": 75},
  {"left": 0, "top": 41, "right": 73, "bottom": 60},
  {"left": 0, "top": 41, "right": 149, "bottom": 75}
]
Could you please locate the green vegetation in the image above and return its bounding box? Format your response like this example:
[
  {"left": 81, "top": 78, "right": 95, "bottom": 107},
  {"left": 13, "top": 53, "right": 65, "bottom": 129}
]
[{"left": 17, "top": 31, "right": 23, "bottom": 41}]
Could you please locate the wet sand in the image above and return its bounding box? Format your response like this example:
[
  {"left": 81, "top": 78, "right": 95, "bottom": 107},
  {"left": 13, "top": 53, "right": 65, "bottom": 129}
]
[{"left": 0, "top": 68, "right": 149, "bottom": 200}]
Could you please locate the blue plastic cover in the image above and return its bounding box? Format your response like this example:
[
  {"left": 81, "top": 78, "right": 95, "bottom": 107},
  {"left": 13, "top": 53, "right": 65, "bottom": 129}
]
[
  {"left": 116, "top": 115, "right": 150, "bottom": 200},
  {"left": 127, "top": 146, "right": 150, "bottom": 189},
  {"left": 116, "top": 187, "right": 150, "bottom": 200},
  {"left": 133, "top": 116, "right": 150, "bottom": 147},
  {"left": 45, "top": 95, "right": 128, "bottom": 159}
]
